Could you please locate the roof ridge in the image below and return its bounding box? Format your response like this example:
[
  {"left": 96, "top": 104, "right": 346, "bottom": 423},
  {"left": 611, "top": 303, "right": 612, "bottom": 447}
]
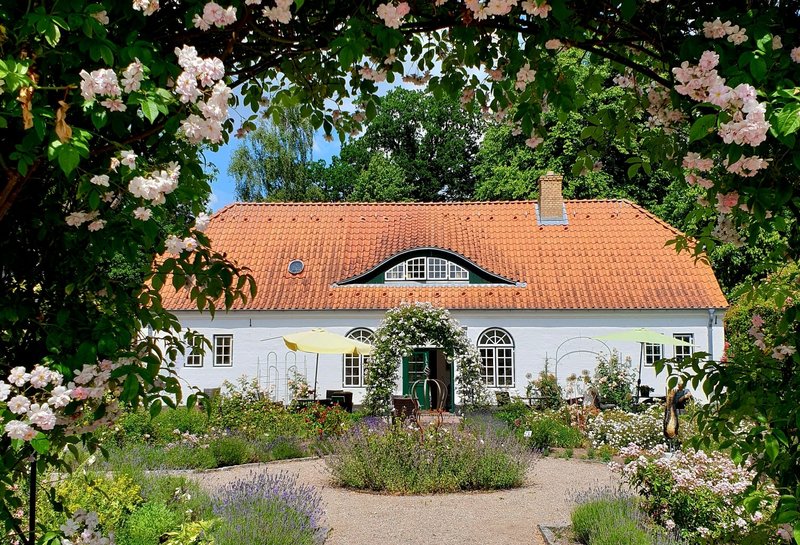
[{"left": 215, "top": 199, "right": 634, "bottom": 208}]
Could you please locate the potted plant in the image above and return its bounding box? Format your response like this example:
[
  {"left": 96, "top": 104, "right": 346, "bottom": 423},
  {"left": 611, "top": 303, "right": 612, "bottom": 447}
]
[{"left": 639, "top": 384, "right": 653, "bottom": 397}]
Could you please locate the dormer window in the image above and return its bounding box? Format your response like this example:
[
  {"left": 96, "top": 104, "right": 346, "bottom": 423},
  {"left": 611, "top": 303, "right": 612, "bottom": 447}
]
[{"left": 385, "top": 256, "right": 470, "bottom": 283}]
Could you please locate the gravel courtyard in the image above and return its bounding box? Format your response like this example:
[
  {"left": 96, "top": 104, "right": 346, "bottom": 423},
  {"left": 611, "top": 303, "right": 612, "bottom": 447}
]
[{"left": 190, "top": 456, "right": 615, "bottom": 545}]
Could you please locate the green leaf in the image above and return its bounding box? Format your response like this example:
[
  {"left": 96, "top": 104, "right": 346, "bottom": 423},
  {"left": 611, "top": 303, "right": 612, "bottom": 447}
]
[
  {"left": 149, "top": 399, "right": 162, "bottom": 418},
  {"left": 749, "top": 56, "right": 767, "bottom": 82},
  {"left": 689, "top": 114, "right": 717, "bottom": 143},
  {"left": 121, "top": 373, "right": 140, "bottom": 402},
  {"left": 620, "top": 0, "right": 637, "bottom": 20},
  {"left": 765, "top": 435, "right": 779, "bottom": 461},
  {"left": 56, "top": 144, "right": 81, "bottom": 176},
  {"left": 31, "top": 435, "right": 50, "bottom": 455},
  {"left": 141, "top": 100, "right": 159, "bottom": 123},
  {"left": 773, "top": 104, "right": 800, "bottom": 136}
]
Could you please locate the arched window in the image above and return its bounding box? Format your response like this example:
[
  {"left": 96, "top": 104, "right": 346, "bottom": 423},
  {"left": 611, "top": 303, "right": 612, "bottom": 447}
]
[
  {"left": 477, "top": 328, "right": 514, "bottom": 387},
  {"left": 384, "top": 256, "right": 470, "bottom": 283},
  {"left": 343, "top": 328, "right": 374, "bottom": 387}
]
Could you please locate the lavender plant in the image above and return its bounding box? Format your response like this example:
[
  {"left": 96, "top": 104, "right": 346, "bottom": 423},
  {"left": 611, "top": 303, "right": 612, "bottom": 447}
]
[
  {"left": 325, "top": 420, "right": 530, "bottom": 494},
  {"left": 211, "top": 471, "right": 327, "bottom": 545}
]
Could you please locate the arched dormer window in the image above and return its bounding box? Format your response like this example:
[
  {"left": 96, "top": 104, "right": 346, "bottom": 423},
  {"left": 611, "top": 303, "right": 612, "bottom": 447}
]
[
  {"left": 384, "top": 256, "right": 470, "bottom": 283},
  {"left": 336, "top": 248, "right": 518, "bottom": 286}
]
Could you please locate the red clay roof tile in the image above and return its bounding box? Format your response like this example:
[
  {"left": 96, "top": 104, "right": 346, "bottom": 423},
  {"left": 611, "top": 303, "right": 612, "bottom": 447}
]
[{"left": 162, "top": 200, "right": 728, "bottom": 311}]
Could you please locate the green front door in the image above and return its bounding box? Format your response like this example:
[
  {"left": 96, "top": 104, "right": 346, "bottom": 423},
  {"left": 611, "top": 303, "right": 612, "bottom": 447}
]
[{"left": 402, "top": 349, "right": 431, "bottom": 409}]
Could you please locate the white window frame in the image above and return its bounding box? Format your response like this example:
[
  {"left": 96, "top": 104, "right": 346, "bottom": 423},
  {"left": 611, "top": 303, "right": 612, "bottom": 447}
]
[
  {"left": 449, "top": 262, "right": 469, "bottom": 280},
  {"left": 477, "top": 328, "right": 515, "bottom": 388},
  {"left": 427, "top": 257, "right": 449, "bottom": 280},
  {"left": 342, "top": 328, "right": 374, "bottom": 387},
  {"left": 213, "top": 334, "right": 233, "bottom": 367},
  {"left": 384, "top": 256, "right": 471, "bottom": 282},
  {"left": 644, "top": 343, "right": 663, "bottom": 366},
  {"left": 385, "top": 262, "right": 404, "bottom": 280},
  {"left": 673, "top": 334, "right": 694, "bottom": 361},
  {"left": 405, "top": 257, "right": 426, "bottom": 280},
  {"left": 185, "top": 335, "right": 205, "bottom": 367}
]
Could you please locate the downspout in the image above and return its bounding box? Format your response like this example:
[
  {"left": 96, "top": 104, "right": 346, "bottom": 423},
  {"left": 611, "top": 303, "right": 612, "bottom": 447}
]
[{"left": 707, "top": 308, "right": 716, "bottom": 360}]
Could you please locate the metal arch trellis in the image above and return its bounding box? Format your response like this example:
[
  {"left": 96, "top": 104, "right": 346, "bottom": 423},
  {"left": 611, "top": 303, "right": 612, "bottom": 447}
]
[{"left": 553, "top": 336, "right": 612, "bottom": 382}]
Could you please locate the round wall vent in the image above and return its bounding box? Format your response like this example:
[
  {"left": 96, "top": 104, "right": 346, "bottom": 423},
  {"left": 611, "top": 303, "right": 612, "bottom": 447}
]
[{"left": 288, "top": 259, "right": 305, "bottom": 275}]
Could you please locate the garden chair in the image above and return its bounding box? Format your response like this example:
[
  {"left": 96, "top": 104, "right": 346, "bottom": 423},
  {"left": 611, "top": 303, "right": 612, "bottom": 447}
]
[
  {"left": 586, "top": 387, "right": 616, "bottom": 410},
  {"left": 495, "top": 390, "right": 511, "bottom": 407},
  {"left": 326, "top": 390, "right": 354, "bottom": 412},
  {"left": 392, "top": 395, "right": 419, "bottom": 423}
]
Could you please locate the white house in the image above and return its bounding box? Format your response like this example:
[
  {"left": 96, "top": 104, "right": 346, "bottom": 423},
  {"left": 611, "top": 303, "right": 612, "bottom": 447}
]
[{"left": 162, "top": 174, "right": 728, "bottom": 407}]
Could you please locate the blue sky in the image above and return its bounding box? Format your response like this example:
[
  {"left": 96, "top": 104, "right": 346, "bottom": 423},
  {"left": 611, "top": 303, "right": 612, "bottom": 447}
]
[{"left": 203, "top": 129, "right": 343, "bottom": 212}]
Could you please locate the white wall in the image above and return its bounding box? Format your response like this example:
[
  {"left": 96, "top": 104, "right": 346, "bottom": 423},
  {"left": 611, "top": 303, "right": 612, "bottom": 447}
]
[{"left": 170, "top": 308, "right": 725, "bottom": 405}]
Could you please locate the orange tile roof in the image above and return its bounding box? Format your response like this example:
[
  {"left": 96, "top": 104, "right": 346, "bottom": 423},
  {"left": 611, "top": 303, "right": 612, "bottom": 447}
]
[{"left": 162, "top": 200, "right": 728, "bottom": 311}]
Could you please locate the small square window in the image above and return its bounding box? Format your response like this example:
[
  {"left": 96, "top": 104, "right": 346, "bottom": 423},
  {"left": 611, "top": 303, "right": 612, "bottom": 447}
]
[
  {"left": 405, "top": 257, "right": 426, "bottom": 280},
  {"left": 213, "top": 334, "right": 233, "bottom": 367},
  {"left": 427, "top": 257, "right": 448, "bottom": 280},
  {"left": 185, "top": 336, "right": 205, "bottom": 367},
  {"left": 673, "top": 334, "right": 694, "bottom": 361},
  {"left": 644, "top": 343, "right": 663, "bottom": 366}
]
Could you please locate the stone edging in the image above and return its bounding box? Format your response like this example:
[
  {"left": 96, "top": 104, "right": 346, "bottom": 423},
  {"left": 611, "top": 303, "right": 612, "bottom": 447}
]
[{"left": 538, "top": 525, "right": 570, "bottom": 545}]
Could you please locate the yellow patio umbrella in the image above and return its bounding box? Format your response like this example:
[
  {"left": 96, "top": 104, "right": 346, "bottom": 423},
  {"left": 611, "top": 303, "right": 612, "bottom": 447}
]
[{"left": 282, "top": 328, "right": 373, "bottom": 399}]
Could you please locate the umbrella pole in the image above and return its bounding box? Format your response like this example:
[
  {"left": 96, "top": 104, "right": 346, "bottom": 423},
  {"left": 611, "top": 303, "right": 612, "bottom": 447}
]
[
  {"left": 313, "top": 353, "right": 319, "bottom": 400},
  {"left": 636, "top": 343, "right": 644, "bottom": 405}
]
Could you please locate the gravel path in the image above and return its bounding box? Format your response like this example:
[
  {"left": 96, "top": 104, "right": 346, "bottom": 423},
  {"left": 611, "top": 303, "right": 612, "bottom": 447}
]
[{"left": 190, "top": 456, "right": 614, "bottom": 545}]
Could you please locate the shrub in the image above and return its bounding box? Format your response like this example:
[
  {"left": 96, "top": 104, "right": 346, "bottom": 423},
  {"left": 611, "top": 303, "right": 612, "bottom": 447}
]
[
  {"left": 57, "top": 473, "right": 143, "bottom": 535},
  {"left": 593, "top": 351, "right": 636, "bottom": 410},
  {"left": 571, "top": 491, "right": 679, "bottom": 545},
  {"left": 118, "top": 502, "right": 181, "bottom": 545},
  {"left": 495, "top": 399, "right": 531, "bottom": 426},
  {"left": 265, "top": 437, "right": 306, "bottom": 461},
  {"left": 615, "top": 444, "right": 780, "bottom": 543},
  {"left": 210, "top": 435, "right": 255, "bottom": 467},
  {"left": 587, "top": 404, "right": 677, "bottom": 450},
  {"left": 298, "top": 403, "right": 352, "bottom": 438},
  {"left": 212, "top": 471, "right": 326, "bottom": 545},
  {"left": 152, "top": 407, "right": 210, "bottom": 443},
  {"left": 135, "top": 474, "right": 213, "bottom": 520},
  {"left": 325, "top": 420, "right": 530, "bottom": 493},
  {"left": 525, "top": 370, "right": 563, "bottom": 410},
  {"left": 509, "top": 409, "right": 585, "bottom": 450},
  {"left": 210, "top": 377, "right": 310, "bottom": 439}
]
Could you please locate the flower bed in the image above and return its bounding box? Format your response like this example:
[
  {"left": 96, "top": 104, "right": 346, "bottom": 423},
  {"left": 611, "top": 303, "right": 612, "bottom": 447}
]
[
  {"left": 325, "top": 420, "right": 530, "bottom": 494},
  {"left": 614, "top": 444, "right": 780, "bottom": 543},
  {"left": 586, "top": 404, "right": 684, "bottom": 450}
]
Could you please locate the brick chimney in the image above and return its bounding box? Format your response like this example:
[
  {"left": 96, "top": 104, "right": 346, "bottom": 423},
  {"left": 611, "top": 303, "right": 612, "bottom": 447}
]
[{"left": 538, "top": 172, "right": 565, "bottom": 224}]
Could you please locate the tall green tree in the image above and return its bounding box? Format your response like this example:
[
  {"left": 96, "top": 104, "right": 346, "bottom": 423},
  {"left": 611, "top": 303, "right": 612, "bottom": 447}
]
[
  {"left": 339, "top": 88, "right": 484, "bottom": 201},
  {"left": 229, "top": 108, "right": 323, "bottom": 202}
]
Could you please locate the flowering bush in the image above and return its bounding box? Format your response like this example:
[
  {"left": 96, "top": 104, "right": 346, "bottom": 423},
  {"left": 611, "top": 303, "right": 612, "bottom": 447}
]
[
  {"left": 593, "top": 351, "right": 636, "bottom": 410},
  {"left": 524, "top": 370, "right": 563, "bottom": 409},
  {"left": 365, "top": 303, "right": 489, "bottom": 415},
  {"left": 614, "top": 444, "right": 780, "bottom": 543},
  {"left": 587, "top": 405, "right": 668, "bottom": 450},
  {"left": 326, "top": 419, "right": 530, "bottom": 494}
]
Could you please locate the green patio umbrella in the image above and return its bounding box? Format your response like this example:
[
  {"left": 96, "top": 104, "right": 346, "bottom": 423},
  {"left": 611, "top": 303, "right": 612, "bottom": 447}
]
[{"left": 593, "top": 328, "right": 694, "bottom": 401}]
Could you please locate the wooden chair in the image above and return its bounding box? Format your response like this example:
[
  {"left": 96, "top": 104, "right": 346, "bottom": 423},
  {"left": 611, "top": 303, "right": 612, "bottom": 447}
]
[
  {"left": 495, "top": 390, "right": 511, "bottom": 407},
  {"left": 392, "top": 395, "right": 419, "bottom": 422},
  {"left": 326, "top": 390, "right": 354, "bottom": 412}
]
